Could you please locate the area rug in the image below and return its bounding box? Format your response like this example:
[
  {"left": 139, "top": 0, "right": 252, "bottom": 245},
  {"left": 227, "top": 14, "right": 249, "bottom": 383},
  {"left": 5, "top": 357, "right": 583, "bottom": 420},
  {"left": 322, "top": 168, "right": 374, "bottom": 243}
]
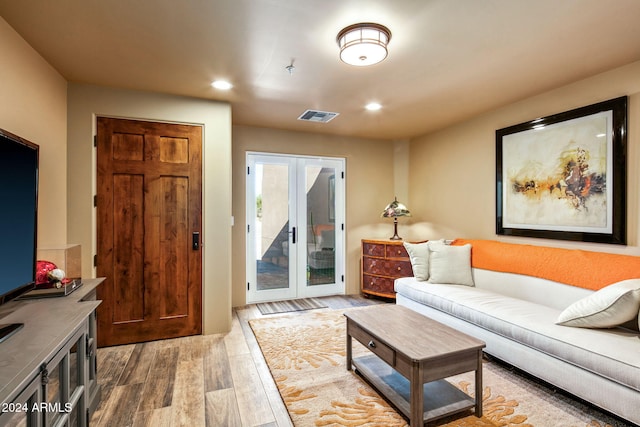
[
  {"left": 249, "top": 308, "right": 628, "bottom": 426},
  {"left": 256, "top": 298, "right": 328, "bottom": 315}
]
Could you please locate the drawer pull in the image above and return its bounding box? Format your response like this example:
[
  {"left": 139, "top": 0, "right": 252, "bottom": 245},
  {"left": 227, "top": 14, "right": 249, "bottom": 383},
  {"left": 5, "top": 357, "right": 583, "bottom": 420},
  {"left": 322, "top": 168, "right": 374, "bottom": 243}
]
[
  {"left": 397, "top": 267, "right": 401, "bottom": 271},
  {"left": 368, "top": 340, "right": 376, "bottom": 349}
]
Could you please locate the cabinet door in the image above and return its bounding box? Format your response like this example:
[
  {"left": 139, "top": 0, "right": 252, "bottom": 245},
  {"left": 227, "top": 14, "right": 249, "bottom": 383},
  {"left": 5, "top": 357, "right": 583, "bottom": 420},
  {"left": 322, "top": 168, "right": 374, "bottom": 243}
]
[
  {"left": 85, "top": 311, "right": 100, "bottom": 415},
  {"left": 0, "top": 374, "right": 42, "bottom": 427},
  {"left": 44, "top": 326, "right": 86, "bottom": 427}
]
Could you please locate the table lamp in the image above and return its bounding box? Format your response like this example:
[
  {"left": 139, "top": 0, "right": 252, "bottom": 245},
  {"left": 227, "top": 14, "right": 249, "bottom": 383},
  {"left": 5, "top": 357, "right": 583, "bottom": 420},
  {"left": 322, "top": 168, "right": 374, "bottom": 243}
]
[{"left": 381, "top": 197, "right": 411, "bottom": 240}]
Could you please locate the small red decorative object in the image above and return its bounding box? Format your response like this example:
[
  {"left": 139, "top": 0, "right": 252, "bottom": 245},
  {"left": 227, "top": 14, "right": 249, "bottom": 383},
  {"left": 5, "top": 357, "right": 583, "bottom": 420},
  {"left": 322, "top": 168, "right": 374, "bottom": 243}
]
[{"left": 36, "top": 260, "right": 57, "bottom": 285}]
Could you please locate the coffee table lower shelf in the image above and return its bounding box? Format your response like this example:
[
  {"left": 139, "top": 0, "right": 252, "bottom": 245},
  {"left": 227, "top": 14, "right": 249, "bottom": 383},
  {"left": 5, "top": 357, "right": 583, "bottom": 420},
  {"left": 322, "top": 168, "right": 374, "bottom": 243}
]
[{"left": 352, "top": 354, "right": 476, "bottom": 424}]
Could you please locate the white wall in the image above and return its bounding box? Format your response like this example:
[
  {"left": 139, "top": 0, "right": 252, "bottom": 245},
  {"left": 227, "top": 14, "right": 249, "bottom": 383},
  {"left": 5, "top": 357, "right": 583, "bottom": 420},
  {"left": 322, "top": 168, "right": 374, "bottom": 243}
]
[
  {"left": 67, "top": 83, "right": 233, "bottom": 334},
  {"left": 407, "top": 60, "right": 640, "bottom": 256}
]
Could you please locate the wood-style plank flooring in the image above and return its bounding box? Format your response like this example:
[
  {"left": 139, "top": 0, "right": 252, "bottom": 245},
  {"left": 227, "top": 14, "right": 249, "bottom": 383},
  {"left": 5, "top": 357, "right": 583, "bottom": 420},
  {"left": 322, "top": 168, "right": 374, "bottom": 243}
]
[{"left": 90, "top": 295, "right": 383, "bottom": 427}]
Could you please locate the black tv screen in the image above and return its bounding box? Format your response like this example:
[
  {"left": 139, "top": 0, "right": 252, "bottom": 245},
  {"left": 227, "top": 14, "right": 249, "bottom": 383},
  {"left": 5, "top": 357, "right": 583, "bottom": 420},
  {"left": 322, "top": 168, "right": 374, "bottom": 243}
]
[{"left": 0, "top": 129, "right": 38, "bottom": 305}]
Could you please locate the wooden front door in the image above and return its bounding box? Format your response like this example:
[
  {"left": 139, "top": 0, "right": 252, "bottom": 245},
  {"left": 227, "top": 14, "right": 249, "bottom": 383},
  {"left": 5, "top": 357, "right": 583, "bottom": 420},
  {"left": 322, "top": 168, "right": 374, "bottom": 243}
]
[{"left": 96, "top": 117, "right": 202, "bottom": 347}]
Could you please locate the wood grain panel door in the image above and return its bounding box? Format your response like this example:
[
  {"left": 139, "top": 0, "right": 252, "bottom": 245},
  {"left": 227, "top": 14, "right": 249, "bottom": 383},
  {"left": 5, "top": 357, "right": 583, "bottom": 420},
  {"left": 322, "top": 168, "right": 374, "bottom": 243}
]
[{"left": 96, "top": 117, "right": 202, "bottom": 347}]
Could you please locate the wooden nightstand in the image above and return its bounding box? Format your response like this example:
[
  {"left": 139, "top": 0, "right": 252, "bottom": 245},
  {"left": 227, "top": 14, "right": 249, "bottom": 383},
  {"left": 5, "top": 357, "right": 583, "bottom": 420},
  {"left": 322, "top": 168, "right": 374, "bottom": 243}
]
[{"left": 361, "top": 239, "right": 415, "bottom": 299}]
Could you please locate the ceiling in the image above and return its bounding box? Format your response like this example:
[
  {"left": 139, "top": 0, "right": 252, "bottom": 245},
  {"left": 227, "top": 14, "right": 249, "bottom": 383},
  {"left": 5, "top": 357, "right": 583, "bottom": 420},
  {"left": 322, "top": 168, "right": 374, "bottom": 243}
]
[{"left": 2, "top": 0, "right": 640, "bottom": 140}]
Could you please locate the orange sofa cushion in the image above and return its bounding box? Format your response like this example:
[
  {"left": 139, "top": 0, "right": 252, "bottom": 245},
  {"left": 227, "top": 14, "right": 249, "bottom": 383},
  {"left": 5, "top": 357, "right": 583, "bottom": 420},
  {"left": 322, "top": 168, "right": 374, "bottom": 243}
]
[{"left": 452, "top": 239, "right": 640, "bottom": 291}]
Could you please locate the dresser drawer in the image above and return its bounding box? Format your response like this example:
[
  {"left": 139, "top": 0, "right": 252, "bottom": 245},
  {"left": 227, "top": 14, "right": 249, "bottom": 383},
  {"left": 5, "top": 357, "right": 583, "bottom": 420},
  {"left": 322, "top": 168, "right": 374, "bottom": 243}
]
[
  {"left": 362, "top": 241, "right": 385, "bottom": 257},
  {"left": 385, "top": 244, "right": 409, "bottom": 259},
  {"left": 363, "top": 257, "right": 413, "bottom": 277},
  {"left": 361, "top": 274, "right": 395, "bottom": 295},
  {"left": 348, "top": 321, "right": 395, "bottom": 366}
]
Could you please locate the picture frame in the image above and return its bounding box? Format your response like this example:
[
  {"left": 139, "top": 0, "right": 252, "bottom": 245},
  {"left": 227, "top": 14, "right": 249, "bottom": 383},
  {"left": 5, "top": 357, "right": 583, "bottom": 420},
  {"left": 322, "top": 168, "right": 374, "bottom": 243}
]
[{"left": 496, "top": 96, "right": 627, "bottom": 244}]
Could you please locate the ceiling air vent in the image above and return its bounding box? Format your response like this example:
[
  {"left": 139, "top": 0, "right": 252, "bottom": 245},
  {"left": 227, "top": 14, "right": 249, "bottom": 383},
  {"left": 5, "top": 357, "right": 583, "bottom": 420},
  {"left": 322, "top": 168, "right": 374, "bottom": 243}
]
[{"left": 297, "top": 109, "right": 339, "bottom": 123}]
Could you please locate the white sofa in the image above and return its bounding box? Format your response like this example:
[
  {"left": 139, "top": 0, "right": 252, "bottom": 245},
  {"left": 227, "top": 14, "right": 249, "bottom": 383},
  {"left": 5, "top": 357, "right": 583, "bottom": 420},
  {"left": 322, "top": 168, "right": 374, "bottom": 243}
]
[{"left": 394, "top": 244, "right": 640, "bottom": 425}]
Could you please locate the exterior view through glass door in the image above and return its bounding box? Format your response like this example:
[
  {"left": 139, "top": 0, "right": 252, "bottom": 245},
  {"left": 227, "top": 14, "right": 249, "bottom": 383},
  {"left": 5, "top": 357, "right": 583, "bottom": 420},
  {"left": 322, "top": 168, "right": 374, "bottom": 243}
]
[{"left": 246, "top": 153, "right": 345, "bottom": 303}]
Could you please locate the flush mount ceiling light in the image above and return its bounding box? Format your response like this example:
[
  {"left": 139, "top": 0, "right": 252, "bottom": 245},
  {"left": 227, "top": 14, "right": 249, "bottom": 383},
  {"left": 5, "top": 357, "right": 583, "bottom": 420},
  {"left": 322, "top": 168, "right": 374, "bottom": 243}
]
[{"left": 336, "top": 22, "right": 391, "bottom": 66}]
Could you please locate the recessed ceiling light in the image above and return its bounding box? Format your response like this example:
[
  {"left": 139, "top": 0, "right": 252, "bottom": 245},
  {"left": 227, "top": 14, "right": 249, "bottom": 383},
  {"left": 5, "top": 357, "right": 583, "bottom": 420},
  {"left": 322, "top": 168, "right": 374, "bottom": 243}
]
[
  {"left": 365, "top": 102, "right": 382, "bottom": 111},
  {"left": 211, "top": 80, "right": 233, "bottom": 90}
]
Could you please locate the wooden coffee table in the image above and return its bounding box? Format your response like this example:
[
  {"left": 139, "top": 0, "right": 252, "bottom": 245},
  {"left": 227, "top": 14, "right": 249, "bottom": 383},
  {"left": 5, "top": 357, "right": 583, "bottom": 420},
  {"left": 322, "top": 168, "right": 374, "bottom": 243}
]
[{"left": 345, "top": 304, "right": 485, "bottom": 426}]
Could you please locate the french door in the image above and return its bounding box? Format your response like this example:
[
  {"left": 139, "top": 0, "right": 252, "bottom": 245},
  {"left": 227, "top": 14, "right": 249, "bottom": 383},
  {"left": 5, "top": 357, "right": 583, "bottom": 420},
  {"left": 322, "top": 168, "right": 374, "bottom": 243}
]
[{"left": 246, "top": 153, "right": 345, "bottom": 303}]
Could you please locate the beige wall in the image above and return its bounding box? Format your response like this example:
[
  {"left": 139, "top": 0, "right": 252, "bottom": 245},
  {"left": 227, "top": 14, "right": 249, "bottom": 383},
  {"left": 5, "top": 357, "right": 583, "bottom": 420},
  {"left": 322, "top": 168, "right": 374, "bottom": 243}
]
[
  {"left": 0, "top": 17, "right": 68, "bottom": 247},
  {"left": 392, "top": 139, "right": 411, "bottom": 204},
  {"left": 67, "top": 83, "right": 233, "bottom": 334},
  {"left": 7, "top": 8, "right": 640, "bottom": 333},
  {"left": 232, "top": 125, "right": 396, "bottom": 307},
  {"left": 407, "top": 60, "right": 640, "bottom": 256}
]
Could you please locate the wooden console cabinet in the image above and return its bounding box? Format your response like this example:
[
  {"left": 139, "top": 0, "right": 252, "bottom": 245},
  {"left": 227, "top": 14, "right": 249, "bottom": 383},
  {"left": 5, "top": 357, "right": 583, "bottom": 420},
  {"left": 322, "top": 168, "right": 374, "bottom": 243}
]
[
  {"left": 0, "top": 278, "right": 103, "bottom": 427},
  {"left": 361, "top": 239, "right": 415, "bottom": 299}
]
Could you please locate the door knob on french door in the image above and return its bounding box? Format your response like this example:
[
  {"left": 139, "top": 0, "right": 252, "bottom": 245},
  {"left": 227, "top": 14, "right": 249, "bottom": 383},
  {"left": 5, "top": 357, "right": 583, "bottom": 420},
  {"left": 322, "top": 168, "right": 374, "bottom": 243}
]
[{"left": 289, "top": 227, "right": 297, "bottom": 244}]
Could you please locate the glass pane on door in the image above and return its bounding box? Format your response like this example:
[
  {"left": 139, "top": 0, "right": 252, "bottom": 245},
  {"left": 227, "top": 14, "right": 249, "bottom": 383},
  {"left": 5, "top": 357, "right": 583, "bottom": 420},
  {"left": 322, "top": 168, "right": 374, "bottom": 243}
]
[
  {"left": 253, "top": 163, "right": 291, "bottom": 291},
  {"left": 306, "top": 166, "right": 336, "bottom": 286}
]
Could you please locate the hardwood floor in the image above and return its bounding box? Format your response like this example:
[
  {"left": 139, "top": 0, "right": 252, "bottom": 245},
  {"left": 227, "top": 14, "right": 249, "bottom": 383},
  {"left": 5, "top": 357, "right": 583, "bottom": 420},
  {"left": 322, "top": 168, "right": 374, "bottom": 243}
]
[{"left": 90, "top": 295, "right": 384, "bottom": 427}]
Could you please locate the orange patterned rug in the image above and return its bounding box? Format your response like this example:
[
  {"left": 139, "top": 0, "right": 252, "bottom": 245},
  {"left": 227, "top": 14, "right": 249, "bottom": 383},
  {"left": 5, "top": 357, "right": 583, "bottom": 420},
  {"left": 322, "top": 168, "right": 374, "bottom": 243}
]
[{"left": 249, "top": 308, "right": 628, "bottom": 427}]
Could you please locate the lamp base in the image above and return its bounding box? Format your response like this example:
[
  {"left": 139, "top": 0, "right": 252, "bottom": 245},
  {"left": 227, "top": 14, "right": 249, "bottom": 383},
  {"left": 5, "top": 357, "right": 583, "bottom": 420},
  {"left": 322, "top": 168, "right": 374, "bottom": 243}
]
[{"left": 389, "top": 218, "right": 402, "bottom": 240}]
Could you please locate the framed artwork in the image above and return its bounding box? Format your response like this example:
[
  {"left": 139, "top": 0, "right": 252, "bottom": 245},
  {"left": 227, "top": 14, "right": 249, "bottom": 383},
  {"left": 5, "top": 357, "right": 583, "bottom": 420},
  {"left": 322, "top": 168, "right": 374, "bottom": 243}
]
[{"left": 496, "top": 96, "right": 627, "bottom": 244}]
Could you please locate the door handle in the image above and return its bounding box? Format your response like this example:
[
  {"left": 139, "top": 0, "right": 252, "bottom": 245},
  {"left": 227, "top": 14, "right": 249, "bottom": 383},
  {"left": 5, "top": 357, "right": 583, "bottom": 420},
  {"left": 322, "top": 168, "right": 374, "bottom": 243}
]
[
  {"left": 192, "top": 232, "right": 200, "bottom": 250},
  {"left": 291, "top": 227, "right": 297, "bottom": 244}
]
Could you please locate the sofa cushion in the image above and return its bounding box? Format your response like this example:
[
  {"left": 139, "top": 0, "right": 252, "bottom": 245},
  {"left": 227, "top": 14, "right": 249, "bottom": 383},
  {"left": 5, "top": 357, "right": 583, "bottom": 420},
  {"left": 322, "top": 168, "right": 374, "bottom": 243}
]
[
  {"left": 452, "top": 238, "right": 640, "bottom": 291},
  {"left": 556, "top": 279, "right": 640, "bottom": 328},
  {"left": 471, "top": 268, "right": 592, "bottom": 310},
  {"left": 428, "top": 243, "right": 474, "bottom": 286},
  {"left": 395, "top": 277, "right": 640, "bottom": 392},
  {"left": 403, "top": 241, "right": 430, "bottom": 281}
]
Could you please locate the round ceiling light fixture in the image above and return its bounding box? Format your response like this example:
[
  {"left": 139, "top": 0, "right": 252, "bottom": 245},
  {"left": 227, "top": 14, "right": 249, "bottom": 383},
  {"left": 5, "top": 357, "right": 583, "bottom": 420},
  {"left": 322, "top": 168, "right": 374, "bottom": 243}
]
[{"left": 336, "top": 22, "right": 391, "bottom": 66}]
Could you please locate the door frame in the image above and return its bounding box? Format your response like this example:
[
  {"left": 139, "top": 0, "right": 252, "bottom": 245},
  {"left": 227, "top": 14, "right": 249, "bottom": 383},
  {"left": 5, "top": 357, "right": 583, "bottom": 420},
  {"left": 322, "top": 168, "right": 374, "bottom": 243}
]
[{"left": 245, "top": 152, "right": 346, "bottom": 303}]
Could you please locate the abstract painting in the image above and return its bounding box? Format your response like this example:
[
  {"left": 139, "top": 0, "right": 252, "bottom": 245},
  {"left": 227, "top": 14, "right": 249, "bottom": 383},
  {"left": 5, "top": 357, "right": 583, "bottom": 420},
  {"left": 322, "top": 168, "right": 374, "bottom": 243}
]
[{"left": 496, "top": 97, "right": 627, "bottom": 244}]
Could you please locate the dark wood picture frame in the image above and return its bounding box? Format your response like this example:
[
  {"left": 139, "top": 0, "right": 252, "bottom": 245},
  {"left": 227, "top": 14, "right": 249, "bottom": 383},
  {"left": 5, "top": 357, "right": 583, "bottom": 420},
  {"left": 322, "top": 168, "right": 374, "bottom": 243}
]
[{"left": 496, "top": 96, "right": 627, "bottom": 244}]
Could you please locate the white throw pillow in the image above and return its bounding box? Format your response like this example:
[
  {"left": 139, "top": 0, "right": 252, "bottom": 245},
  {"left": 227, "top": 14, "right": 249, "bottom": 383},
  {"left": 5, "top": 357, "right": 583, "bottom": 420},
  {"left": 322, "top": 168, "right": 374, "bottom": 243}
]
[
  {"left": 403, "top": 241, "right": 430, "bottom": 281},
  {"left": 403, "top": 239, "right": 446, "bottom": 281},
  {"left": 427, "top": 243, "right": 474, "bottom": 286},
  {"left": 556, "top": 279, "right": 640, "bottom": 328}
]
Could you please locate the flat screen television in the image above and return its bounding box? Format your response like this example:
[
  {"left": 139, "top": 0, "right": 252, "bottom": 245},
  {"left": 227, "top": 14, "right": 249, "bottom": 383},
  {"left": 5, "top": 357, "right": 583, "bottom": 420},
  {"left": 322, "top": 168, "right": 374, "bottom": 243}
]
[{"left": 0, "top": 128, "right": 39, "bottom": 343}]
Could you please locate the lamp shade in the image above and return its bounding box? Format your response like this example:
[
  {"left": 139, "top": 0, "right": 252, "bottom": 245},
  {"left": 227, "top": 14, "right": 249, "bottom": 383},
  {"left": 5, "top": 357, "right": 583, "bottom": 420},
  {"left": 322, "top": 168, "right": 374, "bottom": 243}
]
[
  {"left": 381, "top": 197, "right": 411, "bottom": 218},
  {"left": 337, "top": 23, "right": 391, "bottom": 66}
]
